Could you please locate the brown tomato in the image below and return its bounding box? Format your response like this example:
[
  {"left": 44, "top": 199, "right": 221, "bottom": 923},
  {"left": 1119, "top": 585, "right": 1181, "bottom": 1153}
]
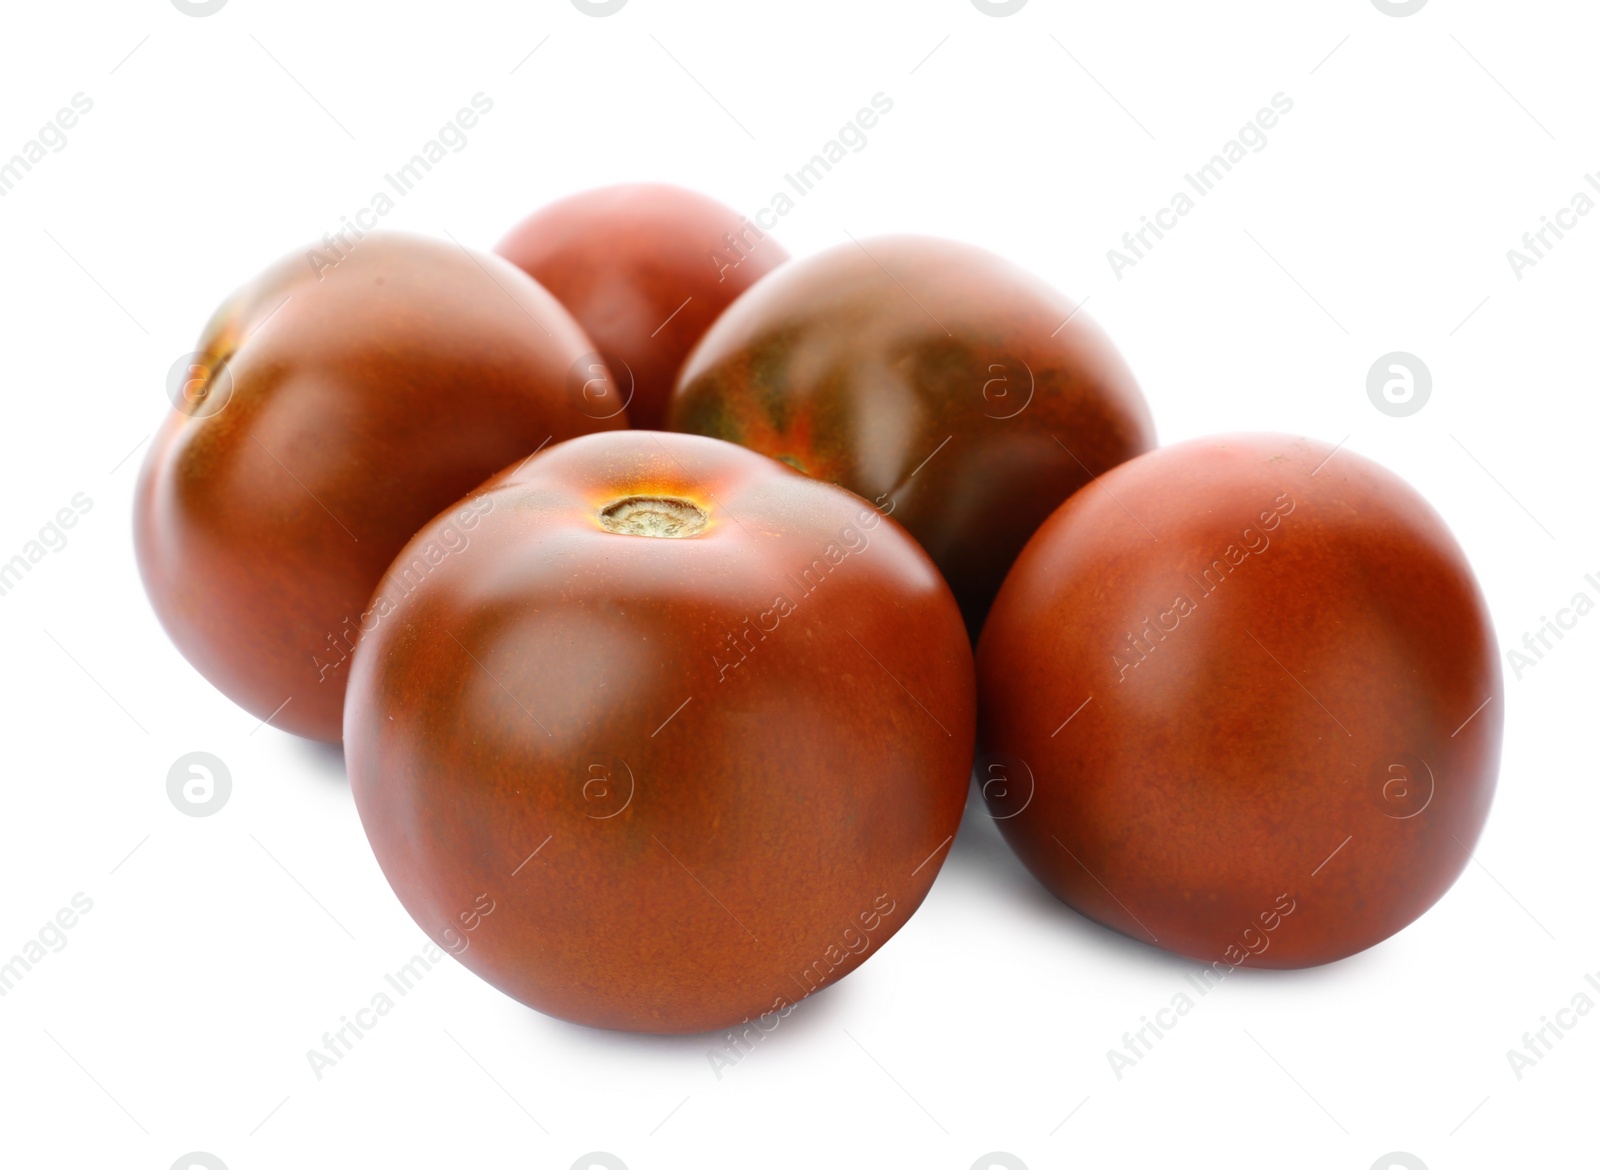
[
  {"left": 345, "top": 431, "right": 974, "bottom": 1033},
  {"left": 976, "top": 434, "right": 1502, "bottom": 968},
  {"left": 668, "top": 234, "right": 1155, "bottom": 636},
  {"left": 134, "top": 233, "right": 621, "bottom": 742},
  {"left": 495, "top": 183, "right": 788, "bottom": 430}
]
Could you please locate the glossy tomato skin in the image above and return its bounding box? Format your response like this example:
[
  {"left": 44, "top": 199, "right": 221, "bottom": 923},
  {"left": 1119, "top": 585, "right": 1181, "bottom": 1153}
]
[
  {"left": 134, "top": 233, "right": 622, "bottom": 742},
  {"left": 495, "top": 183, "right": 789, "bottom": 430},
  {"left": 977, "top": 434, "right": 1501, "bottom": 968},
  {"left": 345, "top": 431, "right": 975, "bottom": 1034},
  {"left": 668, "top": 235, "right": 1155, "bottom": 637}
]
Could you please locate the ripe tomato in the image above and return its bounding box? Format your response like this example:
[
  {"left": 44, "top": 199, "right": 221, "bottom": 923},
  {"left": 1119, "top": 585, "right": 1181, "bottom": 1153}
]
[
  {"left": 668, "top": 234, "right": 1154, "bottom": 636},
  {"left": 135, "top": 233, "right": 620, "bottom": 742},
  {"left": 345, "top": 431, "right": 974, "bottom": 1033},
  {"left": 977, "top": 434, "right": 1502, "bottom": 968},
  {"left": 496, "top": 183, "right": 788, "bottom": 430}
]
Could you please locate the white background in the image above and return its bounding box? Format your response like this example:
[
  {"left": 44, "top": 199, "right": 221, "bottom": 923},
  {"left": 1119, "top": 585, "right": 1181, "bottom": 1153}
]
[{"left": 0, "top": 1, "right": 1594, "bottom": 1168}]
